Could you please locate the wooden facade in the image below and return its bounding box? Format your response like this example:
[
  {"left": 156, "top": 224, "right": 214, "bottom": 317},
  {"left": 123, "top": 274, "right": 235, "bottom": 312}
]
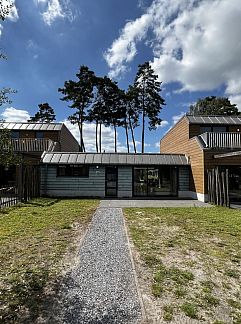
[
  {"left": 160, "top": 115, "right": 241, "bottom": 202},
  {"left": 40, "top": 164, "right": 190, "bottom": 198}
]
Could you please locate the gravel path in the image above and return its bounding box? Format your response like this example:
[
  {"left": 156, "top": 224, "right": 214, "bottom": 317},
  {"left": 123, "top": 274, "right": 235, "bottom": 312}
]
[{"left": 52, "top": 207, "right": 142, "bottom": 324}]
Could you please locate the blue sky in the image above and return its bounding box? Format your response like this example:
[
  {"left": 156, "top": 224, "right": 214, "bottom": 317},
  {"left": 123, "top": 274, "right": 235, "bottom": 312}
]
[{"left": 1, "top": 0, "right": 241, "bottom": 152}]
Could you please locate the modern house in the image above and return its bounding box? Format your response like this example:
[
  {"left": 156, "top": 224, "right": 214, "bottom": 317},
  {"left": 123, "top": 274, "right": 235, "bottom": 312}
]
[
  {"left": 0, "top": 122, "right": 80, "bottom": 186},
  {"left": 40, "top": 152, "right": 190, "bottom": 198},
  {"left": 160, "top": 115, "right": 241, "bottom": 202}
]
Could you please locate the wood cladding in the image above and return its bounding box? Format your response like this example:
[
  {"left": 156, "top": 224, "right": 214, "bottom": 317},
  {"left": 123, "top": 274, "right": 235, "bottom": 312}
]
[{"left": 160, "top": 117, "right": 241, "bottom": 195}]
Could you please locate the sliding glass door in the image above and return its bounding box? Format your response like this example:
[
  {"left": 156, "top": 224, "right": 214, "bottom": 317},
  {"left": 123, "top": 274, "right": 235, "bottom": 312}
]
[{"left": 133, "top": 166, "right": 177, "bottom": 197}]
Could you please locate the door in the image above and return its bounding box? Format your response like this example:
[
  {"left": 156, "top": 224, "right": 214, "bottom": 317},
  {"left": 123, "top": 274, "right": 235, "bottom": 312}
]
[{"left": 105, "top": 166, "right": 118, "bottom": 197}]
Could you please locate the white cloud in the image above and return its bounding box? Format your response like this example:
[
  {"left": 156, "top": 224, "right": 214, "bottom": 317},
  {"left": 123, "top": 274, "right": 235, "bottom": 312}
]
[
  {"left": 1, "top": 107, "right": 31, "bottom": 122},
  {"left": 36, "top": 0, "right": 78, "bottom": 26},
  {"left": 104, "top": 13, "right": 152, "bottom": 78},
  {"left": 230, "top": 95, "right": 241, "bottom": 112},
  {"left": 105, "top": 0, "right": 241, "bottom": 101},
  {"left": 172, "top": 111, "right": 185, "bottom": 125},
  {"left": 62, "top": 120, "right": 128, "bottom": 152},
  {"left": 0, "top": 1, "right": 18, "bottom": 37},
  {"left": 157, "top": 120, "right": 169, "bottom": 128},
  {"left": 1, "top": 0, "right": 19, "bottom": 22}
]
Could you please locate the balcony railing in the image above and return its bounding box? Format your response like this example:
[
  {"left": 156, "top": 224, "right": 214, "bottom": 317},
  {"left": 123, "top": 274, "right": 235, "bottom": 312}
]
[
  {"left": 11, "top": 138, "right": 57, "bottom": 152},
  {"left": 200, "top": 132, "right": 241, "bottom": 149}
]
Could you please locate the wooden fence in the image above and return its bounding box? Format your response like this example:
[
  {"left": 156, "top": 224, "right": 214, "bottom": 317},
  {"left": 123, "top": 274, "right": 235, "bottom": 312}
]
[
  {"left": 0, "top": 165, "right": 40, "bottom": 209},
  {"left": 207, "top": 167, "right": 230, "bottom": 207}
]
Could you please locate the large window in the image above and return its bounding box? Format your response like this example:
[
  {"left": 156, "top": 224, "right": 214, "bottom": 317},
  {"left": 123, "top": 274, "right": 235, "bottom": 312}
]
[
  {"left": 133, "top": 166, "right": 177, "bottom": 197},
  {"left": 200, "top": 126, "right": 227, "bottom": 134},
  {"left": 57, "top": 165, "right": 89, "bottom": 177}
]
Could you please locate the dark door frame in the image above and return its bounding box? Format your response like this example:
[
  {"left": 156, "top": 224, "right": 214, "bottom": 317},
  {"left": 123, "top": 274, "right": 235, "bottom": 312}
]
[
  {"left": 105, "top": 166, "right": 118, "bottom": 197},
  {"left": 132, "top": 165, "right": 178, "bottom": 197}
]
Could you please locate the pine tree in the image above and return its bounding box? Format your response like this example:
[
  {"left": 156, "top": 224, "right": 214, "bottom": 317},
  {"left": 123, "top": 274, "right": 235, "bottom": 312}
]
[
  {"left": 125, "top": 86, "right": 139, "bottom": 153},
  {"left": 134, "top": 62, "right": 165, "bottom": 153},
  {"left": 189, "top": 96, "right": 239, "bottom": 116},
  {"left": 28, "top": 103, "right": 56, "bottom": 123},
  {"left": 59, "top": 66, "right": 95, "bottom": 152}
]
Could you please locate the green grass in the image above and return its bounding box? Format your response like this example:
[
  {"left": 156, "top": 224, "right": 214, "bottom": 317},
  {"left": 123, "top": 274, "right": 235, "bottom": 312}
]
[
  {"left": 0, "top": 198, "right": 98, "bottom": 323},
  {"left": 125, "top": 206, "right": 241, "bottom": 323}
]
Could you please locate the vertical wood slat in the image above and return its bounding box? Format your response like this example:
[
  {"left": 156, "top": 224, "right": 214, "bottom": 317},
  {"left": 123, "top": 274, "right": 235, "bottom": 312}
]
[
  {"left": 207, "top": 167, "right": 230, "bottom": 207},
  {"left": 11, "top": 138, "right": 55, "bottom": 152},
  {"left": 201, "top": 132, "right": 241, "bottom": 148}
]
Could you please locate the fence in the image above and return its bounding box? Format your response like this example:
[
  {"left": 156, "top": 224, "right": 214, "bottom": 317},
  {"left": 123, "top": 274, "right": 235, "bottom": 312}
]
[
  {"left": 201, "top": 132, "right": 241, "bottom": 149},
  {"left": 0, "top": 165, "right": 40, "bottom": 209},
  {"left": 207, "top": 167, "right": 230, "bottom": 207},
  {"left": 0, "top": 186, "right": 19, "bottom": 208}
]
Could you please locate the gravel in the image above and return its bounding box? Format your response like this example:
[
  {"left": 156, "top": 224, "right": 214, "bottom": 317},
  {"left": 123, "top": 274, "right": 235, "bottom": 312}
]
[{"left": 50, "top": 207, "right": 142, "bottom": 324}]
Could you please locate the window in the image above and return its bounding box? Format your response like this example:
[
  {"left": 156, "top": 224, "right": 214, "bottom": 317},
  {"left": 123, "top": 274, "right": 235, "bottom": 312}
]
[
  {"left": 36, "top": 131, "right": 44, "bottom": 139},
  {"left": 11, "top": 131, "right": 20, "bottom": 139},
  {"left": 200, "top": 125, "right": 227, "bottom": 134},
  {"left": 57, "top": 165, "right": 89, "bottom": 177},
  {"left": 133, "top": 166, "right": 177, "bottom": 197}
]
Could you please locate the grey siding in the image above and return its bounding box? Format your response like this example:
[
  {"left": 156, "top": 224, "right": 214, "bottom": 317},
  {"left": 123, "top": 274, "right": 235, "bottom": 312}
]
[
  {"left": 118, "top": 167, "right": 132, "bottom": 198},
  {"left": 178, "top": 166, "right": 190, "bottom": 191},
  {"left": 40, "top": 165, "right": 105, "bottom": 197}
]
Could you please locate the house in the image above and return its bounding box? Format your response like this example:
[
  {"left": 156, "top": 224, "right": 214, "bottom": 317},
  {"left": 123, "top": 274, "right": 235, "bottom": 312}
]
[
  {"left": 0, "top": 122, "right": 80, "bottom": 186},
  {"left": 40, "top": 152, "right": 190, "bottom": 198},
  {"left": 160, "top": 115, "right": 241, "bottom": 202}
]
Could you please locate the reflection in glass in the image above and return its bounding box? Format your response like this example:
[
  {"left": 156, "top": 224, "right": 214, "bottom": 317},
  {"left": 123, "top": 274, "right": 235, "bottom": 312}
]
[{"left": 133, "top": 166, "right": 177, "bottom": 197}]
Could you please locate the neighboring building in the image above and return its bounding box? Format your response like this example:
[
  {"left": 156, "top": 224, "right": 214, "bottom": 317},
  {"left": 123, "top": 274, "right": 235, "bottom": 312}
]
[
  {"left": 40, "top": 152, "right": 190, "bottom": 198},
  {"left": 0, "top": 122, "right": 80, "bottom": 186},
  {"left": 160, "top": 115, "right": 241, "bottom": 202}
]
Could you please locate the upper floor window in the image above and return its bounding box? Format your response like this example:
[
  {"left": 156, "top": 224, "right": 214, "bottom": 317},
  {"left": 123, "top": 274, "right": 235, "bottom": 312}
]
[
  {"left": 200, "top": 126, "right": 227, "bottom": 134},
  {"left": 57, "top": 165, "right": 89, "bottom": 177},
  {"left": 36, "top": 131, "right": 44, "bottom": 139},
  {"left": 11, "top": 131, "right": 20, "bottom": 139}
]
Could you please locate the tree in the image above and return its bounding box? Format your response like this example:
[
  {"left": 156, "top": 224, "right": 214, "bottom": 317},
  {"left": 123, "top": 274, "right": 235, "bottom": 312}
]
[
  {"left": 124, "top": 86, "right": 139, "bottom": 153},
  {"left": 134, "top": 62, "right": 165, "bottom": 153},
  {"left": 102, "top": 78, "right": 124, "bottom": 153},
  {"left": 28, "top": 103, "right": 56, "bottom": 123},
  {"left": 189, "top": 96, "right": 239, "bottom": 116},
  {"left": 0, "top": 0, "right": 13, "bottom": 21},
  {"left": 0, "top": 122, "right": 19, "bottom": 166},
  {"left": 59, "top": 66, "right": 95, "bottom": 152},
  {"left": 89, "top": 76, "right": 123, "bottom": 153}
]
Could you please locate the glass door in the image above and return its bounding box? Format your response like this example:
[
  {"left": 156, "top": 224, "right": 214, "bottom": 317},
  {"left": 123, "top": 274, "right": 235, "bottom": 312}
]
[{"left": 105, "top": 166, "right": 118, "bottom": 197}]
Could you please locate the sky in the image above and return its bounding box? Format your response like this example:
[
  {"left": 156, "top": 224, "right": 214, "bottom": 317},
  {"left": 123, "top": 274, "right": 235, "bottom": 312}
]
[{"left": 0, "top": 0, "right": 241, "bottom": 152}]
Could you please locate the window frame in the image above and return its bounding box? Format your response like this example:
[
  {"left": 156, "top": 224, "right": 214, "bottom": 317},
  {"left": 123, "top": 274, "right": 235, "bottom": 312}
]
[{"left": 56, "top": 164, "right": 89, "bottom": 177}]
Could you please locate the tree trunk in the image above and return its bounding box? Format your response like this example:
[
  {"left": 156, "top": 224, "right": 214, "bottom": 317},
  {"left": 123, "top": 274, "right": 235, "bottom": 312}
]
[
  {"left": 78, "top": 122, "right": 83, "bottom": 152},
  {"left": 99, "top": 122, "right": 102, "bottom": 153},
  {"left": 96, "top": 121, "right": 98, "bottom": 153},
  {"left": 114, "top": 125, "right": 117, "bottom": 153},
  {"left": 124, "top": 117, "right": 130, "bottom": 153},
  {"left": 128, "top": 114, "right": 136, "bottom": 153},
  {"left": 141, "top": 110, "right": 145, "bottom": 153}
]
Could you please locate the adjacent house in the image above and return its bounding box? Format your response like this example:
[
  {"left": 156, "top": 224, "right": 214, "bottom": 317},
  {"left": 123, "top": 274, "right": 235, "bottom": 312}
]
[
  {"left": 160, "top": 115, "right": 241, "bottom": 202},
  {"left": 40, "top": 152, "right": 190, "bottom": 198},
  {"left": 0, "top": 122, "right": 80, "bottom": 186}
]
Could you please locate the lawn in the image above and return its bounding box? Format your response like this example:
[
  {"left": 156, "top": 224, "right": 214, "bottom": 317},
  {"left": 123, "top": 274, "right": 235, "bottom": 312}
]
[
  {"left": 125, "top": 207, "right": 241, "bottom": 323},
  {"left": 0, "top": 198, "right": 98, "bottom": 323}
]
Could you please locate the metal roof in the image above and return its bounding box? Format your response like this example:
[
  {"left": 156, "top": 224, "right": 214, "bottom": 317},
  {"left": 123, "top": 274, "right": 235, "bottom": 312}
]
[
  {"left": 41, "top": 152, "right": 189, "bottom": 165},
  {"left": 186, "top": 115, "right": 241, "bottom": 125},
  {"left": 0, "top": 122, "right": 63, "bottom": 131}
]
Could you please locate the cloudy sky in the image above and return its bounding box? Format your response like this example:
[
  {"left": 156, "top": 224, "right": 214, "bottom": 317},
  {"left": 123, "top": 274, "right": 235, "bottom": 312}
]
[{"left": 1, "top": 0, "right": 241, "bottom": 152}]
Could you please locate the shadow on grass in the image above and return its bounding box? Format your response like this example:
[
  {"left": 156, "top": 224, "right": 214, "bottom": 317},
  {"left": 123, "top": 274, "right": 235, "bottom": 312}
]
[{"left": 1, "top": 269, "right": 61, "bottom": 324}]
